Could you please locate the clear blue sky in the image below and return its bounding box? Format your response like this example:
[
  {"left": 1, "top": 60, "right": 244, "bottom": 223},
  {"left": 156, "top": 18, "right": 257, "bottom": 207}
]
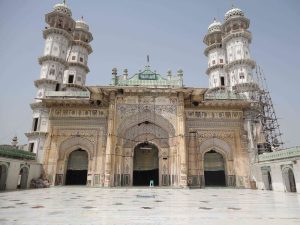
[{"left": 0, "top": 0, "right": 299, "bottom": 147}]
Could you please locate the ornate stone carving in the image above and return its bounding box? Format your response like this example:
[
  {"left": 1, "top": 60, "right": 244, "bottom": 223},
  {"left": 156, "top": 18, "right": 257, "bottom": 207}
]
[
  {"left": 186, "top": 110, "right": 243, "bottom": 119},
  {"left": 50, "top": 108, "right": 107, "bottom": 118}
]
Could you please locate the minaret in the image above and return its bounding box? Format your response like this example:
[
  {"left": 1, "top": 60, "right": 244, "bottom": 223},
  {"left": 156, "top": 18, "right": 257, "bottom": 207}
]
[
  {"left": 63, "top": 17, "right": 93, "bottom": 91},
  {"left": 203, "top": 19, "right": 227, "bottom": 89},
  {"left": 222, "top": 7, "right": 256, "bottom": 98},
  {"left": 26, "top": 2, "right": 75, "bottom": 162},
  {"left": 35, "top": 2, "right": 75, "bottom": 99}
]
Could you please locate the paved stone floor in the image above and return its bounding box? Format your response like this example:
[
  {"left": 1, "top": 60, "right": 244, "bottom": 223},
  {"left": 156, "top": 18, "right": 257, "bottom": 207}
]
[{"left": 0, "top": 187, "right": 300, "bottom": 225}]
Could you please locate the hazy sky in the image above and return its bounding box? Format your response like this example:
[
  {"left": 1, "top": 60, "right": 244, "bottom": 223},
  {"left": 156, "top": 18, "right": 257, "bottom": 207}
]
[{"left": 0, "top": 0, "right": 299, "bottom": 147}]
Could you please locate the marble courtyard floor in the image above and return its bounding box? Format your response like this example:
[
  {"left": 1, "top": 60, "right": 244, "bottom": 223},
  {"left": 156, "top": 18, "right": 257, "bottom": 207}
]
[{"left": 0, "top": 187, "right": 300, "bottom": 225}]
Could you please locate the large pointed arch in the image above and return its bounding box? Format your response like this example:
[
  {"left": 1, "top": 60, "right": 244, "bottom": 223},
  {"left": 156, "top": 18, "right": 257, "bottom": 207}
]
[{"left": 59, "top": 136, "right": 94, "bottom": 160}]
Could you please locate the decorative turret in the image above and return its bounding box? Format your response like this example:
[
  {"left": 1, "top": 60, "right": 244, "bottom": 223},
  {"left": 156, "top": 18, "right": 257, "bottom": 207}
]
[
  {"left": 222, "top": 7, "right": 257, "bottom": 97},
  {"left": 204, "top": 18, "right": 227, "bottom": 89},
  {"left": 63, "top": 17, "right": 93, "bottom": 91},
  {"left": 35, "top": 1, "right": 75, "bottom": 100}
]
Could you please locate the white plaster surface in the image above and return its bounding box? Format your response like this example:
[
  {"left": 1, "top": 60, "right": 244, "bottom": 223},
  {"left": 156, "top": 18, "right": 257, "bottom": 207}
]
[{"left": 0, "top": 187, "right": 300, "bottom": 225}]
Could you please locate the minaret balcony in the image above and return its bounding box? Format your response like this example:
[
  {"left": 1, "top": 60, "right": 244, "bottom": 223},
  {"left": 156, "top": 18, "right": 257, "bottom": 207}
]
[
  {"left": 204, "top": 43, "right": 222, "bottom": 56},
  {"left": 206, "top": 64, "right": 225, "bottom": 75},
  {"left": 68, "top": 62, "right": 90, "bottom": 73},
  {"left": 38, "top": 55, "right": 68, "bottom": 67},
  {"left": 25, "top": 131, "right": 48, "bottom": 138},
  {"left": 62, "top": 83, "right": 87, "bottom": 91},
  {"left": 232, "top": 82, "right": 260, "bottom": 93},
  {"left": 34, "top": 78, "right": 59, "bottom": 88},
  {"left": 73, "top": 29, "right": 93, "bottom": 43},
  {"left": 43, "top": 27, "right": 73, "bottom": 41},
  {"left": 222, "top": 30, "right": 252, "bottom": 44},
  {"left": 72, "top": 40, "right": 93, "bottom": 54},
  {"left": 203, "top": 32, "right": 222, "bottom": 46},
  {"left": 225, "top": 59, "right": 256, "bottom": 71}
]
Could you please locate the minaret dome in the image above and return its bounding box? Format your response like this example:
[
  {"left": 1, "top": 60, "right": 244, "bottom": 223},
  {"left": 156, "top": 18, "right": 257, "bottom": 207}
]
[{"left": 53, "top": 1, "right": 72, "bottom": 17}]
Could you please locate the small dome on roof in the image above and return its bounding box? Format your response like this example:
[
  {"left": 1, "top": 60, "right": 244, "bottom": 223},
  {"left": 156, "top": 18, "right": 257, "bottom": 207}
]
[
  {"left": 76, "top": 17, "right": 89, "bottom": 31},
  {"left": 53, "top": 2, "right": 72, "bottom": 17},
  {"left": 208, "top": 19, "right": 222, "bottom": 33},
  {"left": 224, "top": 7, "right": 244, "bottom": 21}
]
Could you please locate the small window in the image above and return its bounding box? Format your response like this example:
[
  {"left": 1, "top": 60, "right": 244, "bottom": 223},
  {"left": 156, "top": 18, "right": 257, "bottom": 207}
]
[
  {"left": 68, "top": 75, "right": 74, "bottom": 83},
  {"left": 79, "top": 57, "right": 83, "bottom": 62},
  {"left": 29, "top": 143, "right": 34, "bottom": 153},
  {"left": 49, "top": 69, "right": 55, "bottom": 75},
  {"left": 220, "top": 77, "right": 225, "bottom": 86},
  {"left": 72, "top": 56, "right": 76, "bottom": 60},
  {"left": 239, "top": 72, "right": 245, "bottom": 79},
  {"left": 212, "top": 60, "right": 215, "bottom": 65},
  {"left": 33, "top": 118, "right": 38, "bottom": 131},
  {"left": 220, "top": 59, "right": 223, "bottom": 63},
  {"left": 55, "top": 83, "right": 60, "bottom": 91}
]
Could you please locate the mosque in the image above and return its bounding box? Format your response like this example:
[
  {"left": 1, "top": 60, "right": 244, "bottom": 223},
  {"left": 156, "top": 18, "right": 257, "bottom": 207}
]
[{"left": 1, "top": 2, "right": 299, "bottom": 192}]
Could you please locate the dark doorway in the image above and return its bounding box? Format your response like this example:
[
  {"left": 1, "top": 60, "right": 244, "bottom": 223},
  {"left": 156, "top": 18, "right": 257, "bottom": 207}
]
[
  {"left": 204, "top": 150, "right": 226, "bottom": 186},
  {"left": 0, "top": 164, "right": 8, "bottom": 191},
  {"left": 133, "top": 143, "right": 159, "bottom": 186},
  {"left": 66, "top": 170, "right": 87, "bottom": 185},
  {"left": 65, "top": 149, "right": 88, "bottom": 185},
  {"left": 204, "top": 171, "right": 226, "bottom": 186},
  {"left": 133, "top": 169, "right": 159, "bottom": 186},
  {"left": 267, "top": 171, "right": 273, "bottom": 190}
]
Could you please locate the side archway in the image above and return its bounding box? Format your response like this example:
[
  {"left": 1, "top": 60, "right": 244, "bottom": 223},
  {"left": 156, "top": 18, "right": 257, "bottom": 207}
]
[
  {"left": 199, "top": 138, "right": 234, "bottom": 187},
  {"left": 282, "top": 166, "right": 297, "bottom": 192},
  {"left": 203, "top": 150, "right": 226, "bottom": 186},
  {"left": 65, "top": 149, "right": 89, "bottom": 185},
  {"left": 17, "top": 166, "right": 29, "bottom": 189}
]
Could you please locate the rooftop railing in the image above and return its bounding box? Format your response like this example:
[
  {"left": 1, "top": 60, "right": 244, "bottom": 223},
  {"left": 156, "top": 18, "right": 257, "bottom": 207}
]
[
  {"left": 258, "top": 146, "right": 300, "bottom": 162},
  {"left": 45, "top": 91, "right": 90, "bottom": 98},
  {"left": 0, "top": 146, "right": 36, "bottom": 160},
  {"left": 204, "top": 92, "right": 246, "bottom": 100}
]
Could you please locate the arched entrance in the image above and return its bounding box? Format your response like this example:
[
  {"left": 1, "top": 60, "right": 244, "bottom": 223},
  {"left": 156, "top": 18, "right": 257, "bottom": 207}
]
[
  {"left": 0, "top": 164, "right": 8, "bottom": 191},
  {"left": 65, "top": 149, "right": 88, "bottom": 185},
  {"left": 17, "top": 167, "right": 29, "bottom": 189},
  {"left": 133, "top": 142, "right": 159, "bottom": 186},
  {"left": 204, "top": 150, "right": 226, "bottom": 186},
  {"left": 283, "top": 167, "right": 297, "bottom": 192}
]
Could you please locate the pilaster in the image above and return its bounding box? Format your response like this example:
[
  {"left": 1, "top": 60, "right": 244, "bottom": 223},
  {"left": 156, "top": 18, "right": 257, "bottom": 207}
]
[{"left": 104, "top": 91, "right": 116, "bottom": 187}]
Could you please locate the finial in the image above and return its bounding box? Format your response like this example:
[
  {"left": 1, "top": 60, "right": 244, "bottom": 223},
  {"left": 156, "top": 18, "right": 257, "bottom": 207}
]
[
  {"left": 147, "top": 55, "right": 150, "bottom": 64},
  {"left": 112, "top": 68, "right": 117, "bottom": 76},
  {"left": 63, "top": 0, "right": 66, "bottom": 5},
  {"left": 213, "top": 17, "right": 216, "bottom": 22},
  {"left": 177, "top": 69, "right": 183, "bottom": 77},
  {"left": 81, "top": 16, "right": 84, "bottom": 21}
]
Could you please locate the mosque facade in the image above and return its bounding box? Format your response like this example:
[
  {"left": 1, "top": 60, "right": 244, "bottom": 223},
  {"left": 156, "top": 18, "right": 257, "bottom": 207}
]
[{"left": 22, "top": 2, "right": 299, "bottom": 191}]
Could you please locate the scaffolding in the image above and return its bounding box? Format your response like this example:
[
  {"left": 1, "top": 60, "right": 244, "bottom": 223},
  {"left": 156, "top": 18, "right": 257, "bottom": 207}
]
[{"left": 254, "top": 65, "right": 284, "bottom": 153}]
